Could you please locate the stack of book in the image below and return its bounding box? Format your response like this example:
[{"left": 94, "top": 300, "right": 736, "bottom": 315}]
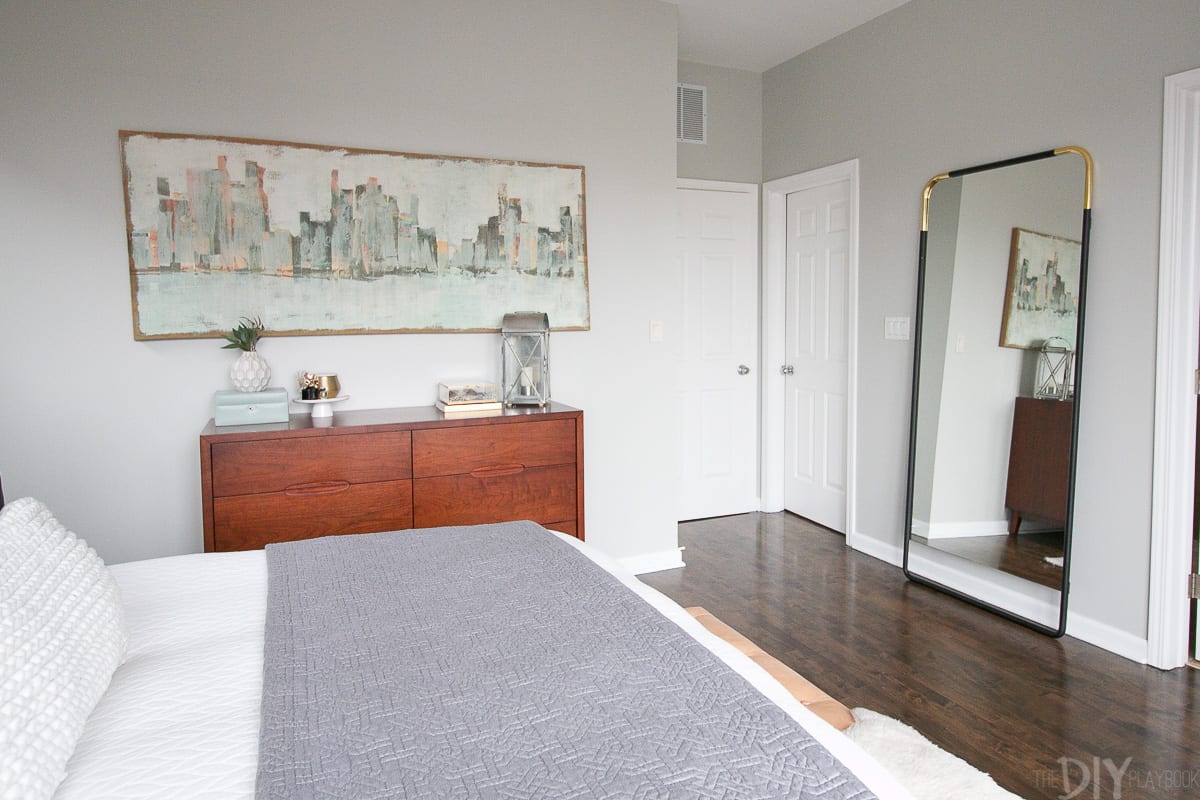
[{"left": 435, "top": 381, "right": 503, "bottom": 415}]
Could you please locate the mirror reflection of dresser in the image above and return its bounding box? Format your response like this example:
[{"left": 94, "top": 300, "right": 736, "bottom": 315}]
[
  {"left": 1005, "top": 396, "right": 1072, "bottom": 538},
  {"left": 903, "top": 146, "right": 1092, "bottom": 635}
]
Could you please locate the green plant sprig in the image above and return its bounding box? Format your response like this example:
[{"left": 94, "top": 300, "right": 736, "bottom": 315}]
[{"left": 221, "top": 316, "right": 265, "bottom": 351}]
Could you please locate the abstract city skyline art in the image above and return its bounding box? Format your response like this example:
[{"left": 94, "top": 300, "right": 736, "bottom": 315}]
[
  {"left": 999, "top": 227, "right": 1081, "bottom": 350},
  {"left": 120, "top": 131, "right": 589, "bottom": 339}
]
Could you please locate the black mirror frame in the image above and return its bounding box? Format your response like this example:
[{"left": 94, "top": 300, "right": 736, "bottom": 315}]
[{"left": 902, "top": 146, "right": 1093, "bottom": 637}]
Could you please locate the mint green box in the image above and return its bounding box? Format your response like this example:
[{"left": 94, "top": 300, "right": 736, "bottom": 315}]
[{"left": 213, "top": 387, "right": 290, "bottom": 426}]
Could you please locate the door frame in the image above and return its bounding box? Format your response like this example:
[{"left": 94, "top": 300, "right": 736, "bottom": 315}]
[
  {"left": 761, "top": 159, "right": 860, "bottom": 546},
  {"left": 1149, "top": 66, "right": 1200, "bottom": 669},
  {"left": 675, "top": 177, "right": 762, "bottom": 518}
]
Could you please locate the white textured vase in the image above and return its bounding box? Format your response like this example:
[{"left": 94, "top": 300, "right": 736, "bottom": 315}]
[{"left": 230, "top": 350, "right": 271, "bottom": 392}]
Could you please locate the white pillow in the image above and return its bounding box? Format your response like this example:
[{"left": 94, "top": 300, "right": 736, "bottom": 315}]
[{"left": 0, "top": 498, "right": 128, "bottom": 800}]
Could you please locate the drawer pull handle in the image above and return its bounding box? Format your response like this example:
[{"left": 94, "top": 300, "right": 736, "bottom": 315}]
[
  {"left": 285, "top": 481, "right": 351, "bottom": 496},
  {"left": 470, "top": 464, "right": 525, "bottom": 478}
]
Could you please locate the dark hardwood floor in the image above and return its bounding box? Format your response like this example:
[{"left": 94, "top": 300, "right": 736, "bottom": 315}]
[{"left": 641, "top": 512, "right": 1200, "bottom": 800}]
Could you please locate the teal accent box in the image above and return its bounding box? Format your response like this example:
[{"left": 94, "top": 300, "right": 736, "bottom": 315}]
[{"left": 214, "top": 387, "right": 290, "bottom": 426}]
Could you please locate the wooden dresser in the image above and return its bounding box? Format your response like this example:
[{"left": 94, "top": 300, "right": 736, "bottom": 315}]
[
  {"left": 1004, "top": 396, "right": 1072, "bottom": 535},
  {"left": 199, "top": 403, "right": 583, "bottom": 552}
]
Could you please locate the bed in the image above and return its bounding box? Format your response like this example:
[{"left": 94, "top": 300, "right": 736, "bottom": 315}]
[{"left": 1, "top": 493, "right": 912, "bottom": 799}]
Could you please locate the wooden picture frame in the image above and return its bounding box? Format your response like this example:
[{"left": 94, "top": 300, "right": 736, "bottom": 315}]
[
  {"left": 120, "top": 131, "right": 589, "bottom": 340},
  {"left": 999, "top": 227, "right": 1081, "bottom": 349}
]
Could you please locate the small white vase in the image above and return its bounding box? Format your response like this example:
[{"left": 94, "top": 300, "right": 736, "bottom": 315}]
[{"left": 230, "top": 350, "right": 271, "bottom": 392}]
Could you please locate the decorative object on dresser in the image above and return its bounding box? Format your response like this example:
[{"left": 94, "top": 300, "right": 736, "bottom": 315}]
[
  {"left": 500, "top": 312, "right": 550, "bottom": 407},
  {"left": 435, "top": 379, "right": 502, "bottom": 415},
  {"left": 295, "top": 371, "right": 347, "bottom": 421},
  {"left": 199, "top": 403, "right": 584, "bottom": 551},
  {"left": 1034, "top": 337, "right": 1075, "bottom": 400},
  {"left": 298, "top": 372, "right": 321, "bottom": 400},
  {"left": 313, "top": 373, "right": 340, "bottom": 398},
  {"left": 437, "top": 380, "right": 498, "bottom": 405},
  {"left": 213, "top": 387, "right": 289, "bottom": 427},
  {"left": 221, "top": 316, "right": 270, "bottom": 392},
  {"left": 434, "top": 400, "right": 503, "bottom": 415},
  {"left": 120, "top": 131, "right": 590, "bottom": 340}
]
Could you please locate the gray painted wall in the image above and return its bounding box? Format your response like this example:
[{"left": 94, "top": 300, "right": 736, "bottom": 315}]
[
  {"left": 677, "top": 61, "right": 762, "bottom": 183},
  {"left": 0, "top": 0, "right": 681, "bottom": 566},
  {"left": 764, "top": 0, "right": 1200, "bottom": 640}
]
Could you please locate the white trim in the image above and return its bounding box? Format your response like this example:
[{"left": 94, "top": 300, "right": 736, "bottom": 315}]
[
  {"left": 761, "top": 160, "right": 860, "bottom": 547},
  {"left": 915, "top": 519, "right": 1009, "bottom": 539},
  {"left": 1148, "top": 66, "right": 1200, "bottom": 670},
  {"left": 913, "top": 518, "right": 1052, "bottom": 539},
  {"left": 1067, "top": 612, "right": 1150, "bottom": 665},
  {"left": 619, "top": 547, "right": 686, "bottom": 575},
  {"left": 849, "top": 532, "right": 904, "bottom": 567}
]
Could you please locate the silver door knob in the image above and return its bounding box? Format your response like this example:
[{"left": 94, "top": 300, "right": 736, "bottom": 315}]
[
  {"left": 781, "top": 365, "right": 795, "bottom": 375},
  {"left": 737, "top": 365, "right": 750, "bottom": 375}
]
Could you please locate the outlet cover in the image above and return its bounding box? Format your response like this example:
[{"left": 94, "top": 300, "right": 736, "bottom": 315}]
[{"left": 885, "top": 316, "right": 911, "bottom": 341}]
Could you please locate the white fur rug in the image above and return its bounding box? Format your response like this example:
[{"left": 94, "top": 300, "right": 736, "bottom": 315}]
[{"left": 845, "top": 708, "right": 1024, "bottom": 799}]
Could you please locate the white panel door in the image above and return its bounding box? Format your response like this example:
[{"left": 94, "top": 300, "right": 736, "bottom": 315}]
[
  {"left": 676, "top": 183, "right": 759, "bottom": 521},
  {"left": 784, "top": 180, "right": 849, "bottom": 531}
]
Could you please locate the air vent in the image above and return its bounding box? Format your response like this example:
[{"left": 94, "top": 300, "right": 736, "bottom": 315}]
[{"left": 676, "top": 82, "right": 707, "bottom": 144}]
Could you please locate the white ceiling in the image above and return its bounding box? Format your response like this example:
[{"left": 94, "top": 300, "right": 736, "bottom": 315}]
[{"left": 672, "top": 0, "right": 913, "bottom": 73}]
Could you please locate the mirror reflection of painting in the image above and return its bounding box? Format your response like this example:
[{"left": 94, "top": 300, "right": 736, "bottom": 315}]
[
  {"left": 1000, "top": 227, "right": 1082, "bottom": 349},
  {"left": 904, "top": 148, "right": 1091, "bottom": 635}
]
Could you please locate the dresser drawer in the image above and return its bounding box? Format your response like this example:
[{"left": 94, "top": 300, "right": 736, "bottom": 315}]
[
  {"left": 212, "top": 479, "right": 413, "bottom": 551},
  {"left": 412, "top": 419, "right": 576, "bottom": 478},
  {"left": 211, "top": 431, "right": 412, "bottom": 496},
  {"left": 413, "top": 463, "right": 576, "bottom": 528}
]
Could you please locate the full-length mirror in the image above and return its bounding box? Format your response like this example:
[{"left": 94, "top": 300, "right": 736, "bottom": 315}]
[{"left": 903, "top": 147, "right": 1092, "bottom": 636}]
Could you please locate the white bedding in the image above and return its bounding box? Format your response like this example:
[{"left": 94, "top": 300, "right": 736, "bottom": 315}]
[{"left": 56, "top": 531, "right": 910, "bottom": 799}]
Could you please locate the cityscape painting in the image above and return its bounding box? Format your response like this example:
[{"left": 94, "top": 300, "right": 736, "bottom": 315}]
[
  {"left": 999, "top": 227, "right": 1081, "bottom": 349},
  {"left": 120, "top": 131, "right": 589, "bottom": 339}
]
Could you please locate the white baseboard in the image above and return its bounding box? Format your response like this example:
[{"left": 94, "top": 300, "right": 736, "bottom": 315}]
[
  {"left": 913, "top": 518, "right": 1058, "bottom": 539},
  {"left": 1065, "top": 610, "right": 1150, "bottom": 664},
  {"left": 922, "top": 519, "right": 1011, "bottom": 539},
  {"left": 620, "top": 547, "right": 685, "bottom": 575},
  {"left": 848, "top": 532, "right": 903, "bottom": 567}
]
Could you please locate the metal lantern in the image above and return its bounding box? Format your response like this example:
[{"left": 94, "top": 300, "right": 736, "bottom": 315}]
[
  {"left": 1034, "top": 336, "right": 1075, "bottom": 400},
  {"left": 501, "top": 312, "right": 550, "bottom": 407}
]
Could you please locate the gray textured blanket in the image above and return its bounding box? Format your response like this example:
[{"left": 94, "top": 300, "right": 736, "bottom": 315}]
[{"left": 257, "top": 522, "right": 878, "bottom": 799}]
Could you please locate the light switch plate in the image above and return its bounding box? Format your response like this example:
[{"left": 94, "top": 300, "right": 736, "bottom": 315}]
[
  {"left": 885, "top": 316, "right": 911, "bottom": 341},
  {"left": 649, "top": 320, "right": 665, "bottom": 342}
]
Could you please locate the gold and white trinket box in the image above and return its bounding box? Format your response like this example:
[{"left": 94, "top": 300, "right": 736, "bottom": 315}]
[{"left": 437, "top": 380, "right": 499, "bottom": 405}]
